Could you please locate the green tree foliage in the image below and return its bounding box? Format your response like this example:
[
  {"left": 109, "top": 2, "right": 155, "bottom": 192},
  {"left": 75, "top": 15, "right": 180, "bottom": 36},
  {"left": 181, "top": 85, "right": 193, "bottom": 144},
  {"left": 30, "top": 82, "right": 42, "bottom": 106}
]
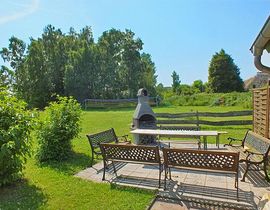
[
  {"left": 208, "top": 49, "right": 244, "bottom": 93},
  {"left": 140, "top": 53, "right": 157, "bottom": 96},
  {"left": 97, "top": 29, "right": 156, "bottom": 98},
  {"left": 171, "top": 71, "right": 180, "bottom": 93},
  {"left": 1, "top": 26, "right": 157, "bottom": 108},
  {"left": 0, "top": 36, "right": 26, "bottom": 70},
  {"left": 156, "top": 83, "right": 164, "bottom": 95},
  {"left": 179, "top": 84, "right": 195, "bottom": 95},
  {"left": 19, "top": 39, "right": 52, "bottom": 108},
  {"left": 36, "top": 96, "right": 81, "bottom": 162},
  {"left": 0, "top": 37, "right": 26, "bottom": 94},
  {"left": 64, "top": 27, "right": 97, "bottom": 102},
  {"left": 0, "top": 66, "right": 14, "bottom": 89},
  {"left": 0, "top": 89, "right": 35, "bottom": 186},
  {"left": 192, "top": 80, "right": 205, "bottom": 93}
]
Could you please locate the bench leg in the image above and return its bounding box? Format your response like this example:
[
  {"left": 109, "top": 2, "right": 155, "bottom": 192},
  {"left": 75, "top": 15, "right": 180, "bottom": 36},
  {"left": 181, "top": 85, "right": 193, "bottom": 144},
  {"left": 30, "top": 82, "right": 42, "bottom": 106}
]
[
  {"left": 235, "top": 173, "right": 239, "bottom": 201},
  {"left": 164, "top": 167, "right": 167, "bottom": 190},
  {"left": 263, "top": 161, "right": 270, "bottom": 182},
  {"left": 241, "top": 162, "right": 250, "bottom": 182},
  {"left": 196, "top": 138, "right": 201, "bottom": 150},
  {"left": 164, "top": 167, "right": 172, "bottom": 190},
  {"left": 112, "top": 161, "right": 117, "bottom": 176},
  {"left": 102, "top": 160, "right": 106, "bottom": 181},
  {"left": 237, "top": 185, "right": 239, "bottom": 201},
  {"left": 158, "top": 164, "right": 161, "bottom": 188},
  {"left": 90, "top": 150, "right": 94, "bottom": 167}
]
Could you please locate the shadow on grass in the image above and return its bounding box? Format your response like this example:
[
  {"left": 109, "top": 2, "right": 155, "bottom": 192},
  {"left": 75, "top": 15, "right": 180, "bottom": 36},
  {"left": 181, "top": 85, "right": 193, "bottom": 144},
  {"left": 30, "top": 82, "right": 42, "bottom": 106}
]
[
  {"left": 0, "top": 179, "right": 47, "bottom": 210},
  {"left": 39, "top": 151, "right": 91, "bottom": 175},
  {"left": 110, "top": 183, "right": 156, "bottom": 195}
]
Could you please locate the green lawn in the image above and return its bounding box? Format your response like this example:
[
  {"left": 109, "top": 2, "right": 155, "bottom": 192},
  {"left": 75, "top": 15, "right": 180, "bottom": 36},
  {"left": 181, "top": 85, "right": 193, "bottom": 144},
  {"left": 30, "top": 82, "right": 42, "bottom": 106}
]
[{"left": 0, "top": 106, "right": 252, "bottom": 210}]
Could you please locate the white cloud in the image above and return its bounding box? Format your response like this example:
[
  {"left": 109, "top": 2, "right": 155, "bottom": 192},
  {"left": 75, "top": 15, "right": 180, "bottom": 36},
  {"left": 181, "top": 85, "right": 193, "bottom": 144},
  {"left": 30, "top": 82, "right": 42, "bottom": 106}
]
[{"left": 0, "top": 0, "right": 39, "bottom": 25}]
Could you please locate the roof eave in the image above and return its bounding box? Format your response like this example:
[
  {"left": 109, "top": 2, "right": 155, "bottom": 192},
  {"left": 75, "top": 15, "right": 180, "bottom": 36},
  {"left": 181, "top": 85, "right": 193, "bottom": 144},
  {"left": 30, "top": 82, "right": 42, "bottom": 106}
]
[{"left": 250, "top": 16, "right": 270, "bottom": 56}]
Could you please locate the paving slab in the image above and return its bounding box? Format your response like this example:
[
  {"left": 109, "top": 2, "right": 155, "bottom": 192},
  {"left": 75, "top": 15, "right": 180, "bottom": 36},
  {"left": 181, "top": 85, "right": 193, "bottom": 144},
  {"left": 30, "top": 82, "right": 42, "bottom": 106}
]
[{"left": 75, "top": 143, "right": 270, "bottom": 209}]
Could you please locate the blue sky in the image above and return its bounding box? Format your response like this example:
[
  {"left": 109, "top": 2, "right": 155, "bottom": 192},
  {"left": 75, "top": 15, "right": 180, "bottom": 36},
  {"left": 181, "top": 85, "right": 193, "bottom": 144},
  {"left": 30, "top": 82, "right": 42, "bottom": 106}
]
[{"left": 1, "top": 0, "right": 270, "bottom": 86}]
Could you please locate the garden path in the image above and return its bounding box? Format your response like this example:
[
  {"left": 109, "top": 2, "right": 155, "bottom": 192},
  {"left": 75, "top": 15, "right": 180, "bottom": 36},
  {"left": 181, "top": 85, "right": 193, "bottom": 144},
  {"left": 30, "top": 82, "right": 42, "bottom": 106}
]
[{"left": 75, "top": 143, "right": 270, "bottom": 209}]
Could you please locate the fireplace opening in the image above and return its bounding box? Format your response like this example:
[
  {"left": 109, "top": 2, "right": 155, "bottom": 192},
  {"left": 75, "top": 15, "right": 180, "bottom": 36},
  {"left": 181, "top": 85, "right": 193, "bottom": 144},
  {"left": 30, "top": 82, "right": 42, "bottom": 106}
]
[{"left": 139, "top": 114, "right": 157, "bottom": 129}]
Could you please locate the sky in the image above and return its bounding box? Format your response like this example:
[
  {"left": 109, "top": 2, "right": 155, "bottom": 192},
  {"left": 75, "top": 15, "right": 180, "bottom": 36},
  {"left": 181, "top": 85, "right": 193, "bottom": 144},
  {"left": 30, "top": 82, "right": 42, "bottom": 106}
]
[{"left": 1, "top": 0, "right": 270, "bottom": 86}]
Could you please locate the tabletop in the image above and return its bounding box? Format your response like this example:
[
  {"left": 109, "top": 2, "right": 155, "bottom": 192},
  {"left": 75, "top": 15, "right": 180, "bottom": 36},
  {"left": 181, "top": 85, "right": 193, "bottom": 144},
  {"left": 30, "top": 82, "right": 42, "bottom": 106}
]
[{"left": 130, "top": 129, "right": 218, "bottom": 136}]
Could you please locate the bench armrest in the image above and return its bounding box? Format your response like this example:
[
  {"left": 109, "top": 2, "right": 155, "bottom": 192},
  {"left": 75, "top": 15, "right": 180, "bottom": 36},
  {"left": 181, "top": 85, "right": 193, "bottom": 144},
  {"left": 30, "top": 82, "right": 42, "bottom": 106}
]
[
  {"left": 227, "top": 137, "right": 242, "bottom": 142},
  {"left": 224, "top": 137, "right": 243, "bottom": 147},
  {"left": 117, "top": 134, "right": 130, "bottom": 143}
]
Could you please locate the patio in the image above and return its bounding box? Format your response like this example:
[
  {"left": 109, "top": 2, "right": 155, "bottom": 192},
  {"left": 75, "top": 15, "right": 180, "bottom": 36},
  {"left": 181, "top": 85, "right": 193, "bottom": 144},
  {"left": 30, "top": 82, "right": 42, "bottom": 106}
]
[{"left": 76, "top": 143, "right": 270, "bottom": 210}]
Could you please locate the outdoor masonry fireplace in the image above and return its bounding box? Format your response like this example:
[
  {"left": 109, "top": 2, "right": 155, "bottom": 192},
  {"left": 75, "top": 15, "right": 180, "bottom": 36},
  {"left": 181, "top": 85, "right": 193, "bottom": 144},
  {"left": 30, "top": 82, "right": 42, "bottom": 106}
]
[{"left": 131, "top": 88, "right": 157, "bottom": 144}]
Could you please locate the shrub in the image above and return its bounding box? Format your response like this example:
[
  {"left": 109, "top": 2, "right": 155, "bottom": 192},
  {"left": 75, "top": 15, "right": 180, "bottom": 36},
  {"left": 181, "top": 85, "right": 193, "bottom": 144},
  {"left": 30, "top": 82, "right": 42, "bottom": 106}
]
[
  {"left": 162, "top": 92, "right": 252, "bottom": 108},
  {"left": 37, "top": 96, "right": 81, "bottom": 162},
  {"left": 0, "top": 89, "right": 35, "bottom": 186}
]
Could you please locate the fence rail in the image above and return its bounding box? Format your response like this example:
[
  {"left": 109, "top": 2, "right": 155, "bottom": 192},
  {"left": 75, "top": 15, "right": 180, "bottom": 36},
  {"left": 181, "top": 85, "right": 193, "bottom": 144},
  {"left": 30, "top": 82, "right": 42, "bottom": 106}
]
[
  {"left": 83, "top": 97, "right": 159, "bottom": 108},
  {"left": 156, "top": 110, "right": 253, "bottom": 127}
]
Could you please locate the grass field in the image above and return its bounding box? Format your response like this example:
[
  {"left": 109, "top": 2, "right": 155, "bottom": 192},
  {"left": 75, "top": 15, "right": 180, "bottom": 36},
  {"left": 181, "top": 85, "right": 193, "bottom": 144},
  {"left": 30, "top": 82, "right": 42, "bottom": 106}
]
[{"left": 0, "top": 106, "right": 252, "bottom": 210}]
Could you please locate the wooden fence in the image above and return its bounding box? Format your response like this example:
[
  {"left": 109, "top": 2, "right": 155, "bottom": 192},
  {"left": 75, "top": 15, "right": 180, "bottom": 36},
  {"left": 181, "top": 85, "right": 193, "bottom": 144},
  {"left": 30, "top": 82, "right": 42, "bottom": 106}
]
[
  {"left": 156, "top": 110, "right": 253, "bottom": 127},
  {"left": 253, "top": 83, "right": 270, "bottom": 138},
  {"left": 83, "top": 97, "right": 159, "bottom": 109}
]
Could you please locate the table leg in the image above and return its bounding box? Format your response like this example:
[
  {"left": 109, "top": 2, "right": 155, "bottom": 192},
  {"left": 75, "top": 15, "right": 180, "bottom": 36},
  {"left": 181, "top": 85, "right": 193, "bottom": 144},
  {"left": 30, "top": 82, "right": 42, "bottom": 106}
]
[
  {"left": 133, "top": 133, "right": 140, "bottom": 144},
  {"left": 203, "top": 136, "right": 207, "bottom": 150}
]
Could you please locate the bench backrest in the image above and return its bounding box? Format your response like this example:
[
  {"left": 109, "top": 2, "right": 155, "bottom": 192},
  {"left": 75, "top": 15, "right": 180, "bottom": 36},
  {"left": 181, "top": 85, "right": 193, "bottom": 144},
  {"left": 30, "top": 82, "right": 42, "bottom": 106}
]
[
  {"left": 244, "top": 131, "right": 270, "bottom": 155},
  {"left": 163, "top": 148, "right": 239, "bottom": 173},
  {"left": 87, "top": 128, "right": 118, "bottom": 150},
  {"left": 100, "top": 143, "right": 160, "bottom": 164}
]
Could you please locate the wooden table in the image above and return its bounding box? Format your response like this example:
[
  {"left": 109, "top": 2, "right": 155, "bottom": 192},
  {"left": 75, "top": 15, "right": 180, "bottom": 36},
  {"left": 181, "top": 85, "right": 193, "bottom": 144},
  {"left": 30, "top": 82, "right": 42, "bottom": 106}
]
[{"left": 130, "top": 129, "right": 220, "bottom": 150}]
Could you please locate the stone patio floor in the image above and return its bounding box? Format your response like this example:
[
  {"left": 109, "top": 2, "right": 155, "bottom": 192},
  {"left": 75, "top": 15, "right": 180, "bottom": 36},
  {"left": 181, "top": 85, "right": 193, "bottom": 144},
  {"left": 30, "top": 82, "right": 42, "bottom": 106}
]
[{"left": 75, "top": 144, "right": 270, "bottom": 210}]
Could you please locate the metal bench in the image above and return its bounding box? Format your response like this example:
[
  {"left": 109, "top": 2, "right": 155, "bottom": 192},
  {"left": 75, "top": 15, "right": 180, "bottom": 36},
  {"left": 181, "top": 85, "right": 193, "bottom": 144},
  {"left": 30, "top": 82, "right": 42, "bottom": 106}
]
[
  {"left": 86, "top": 128, "right": 129, "bottom": 166},
  {"left": 163, "top": 148, "right": 240, "bottom": 200},
  {"left": 99, "top": 143, "right": 162, "bottom": 188},
  {"left": 225, "top": 130, "right": 270, "bottom": 182}
]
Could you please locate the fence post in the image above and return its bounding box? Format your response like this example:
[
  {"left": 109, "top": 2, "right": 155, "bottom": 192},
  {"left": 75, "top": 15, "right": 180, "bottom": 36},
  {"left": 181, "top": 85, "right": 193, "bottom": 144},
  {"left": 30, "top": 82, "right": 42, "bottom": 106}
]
[{"left": 196, "top": 111, "right": 199, "bottom": 127}]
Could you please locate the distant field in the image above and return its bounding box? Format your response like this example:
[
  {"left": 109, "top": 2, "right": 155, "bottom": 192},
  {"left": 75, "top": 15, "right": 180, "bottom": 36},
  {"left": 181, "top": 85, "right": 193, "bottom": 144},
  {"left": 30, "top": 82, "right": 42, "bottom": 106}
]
[{"left": 0, "top": 106, "right": 252, "bottom": 210}]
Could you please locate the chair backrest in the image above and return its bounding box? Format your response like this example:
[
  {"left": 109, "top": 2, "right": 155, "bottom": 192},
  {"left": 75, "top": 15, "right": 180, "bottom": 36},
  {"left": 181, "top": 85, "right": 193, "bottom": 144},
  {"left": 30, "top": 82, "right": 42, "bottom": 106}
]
[
  {"left": 86, "top": 128, "right": 118, "bottom": 150},
  {"left": 163, "top": 148, "right": 239, "bottom": 173},
  {"left": 100, "top": 143, "right": 160, "bottom": 164},
  {"left": 244, "top": 131, "right": 270, "bottom": 155}
]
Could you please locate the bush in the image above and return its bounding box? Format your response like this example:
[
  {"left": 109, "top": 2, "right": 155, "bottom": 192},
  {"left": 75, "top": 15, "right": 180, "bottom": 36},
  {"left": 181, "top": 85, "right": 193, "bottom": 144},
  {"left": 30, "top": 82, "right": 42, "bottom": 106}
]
[
  {"left": 162, "top": 91, "right": 252, "bottom": 108},
  {"left": 0, "top": 89, "right": 35, "bottom": 186},
  {"left": 37, "top": 96, "right": 81, "bottom": 162}
]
